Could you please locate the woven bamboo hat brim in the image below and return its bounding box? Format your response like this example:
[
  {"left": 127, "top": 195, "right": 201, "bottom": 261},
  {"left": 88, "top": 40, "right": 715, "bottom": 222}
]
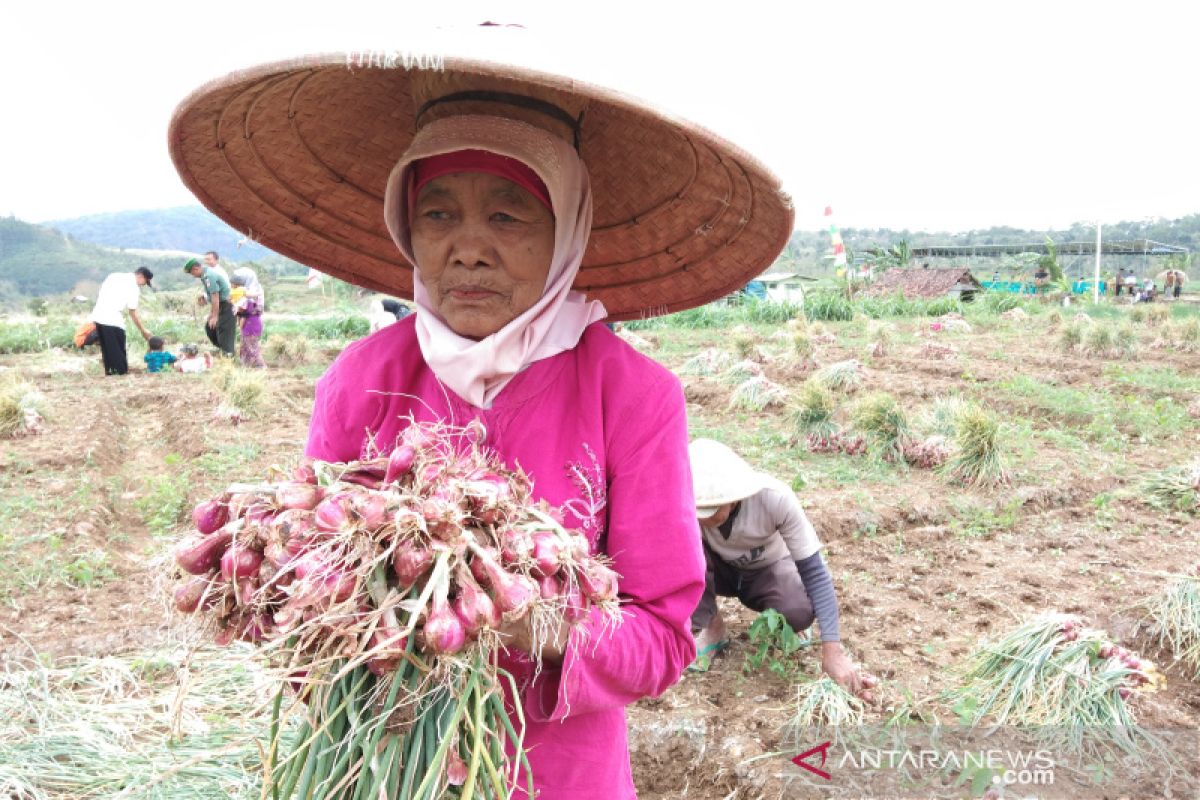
[{"left": 168, "top": 53, "right": 794, "bottom": 321}]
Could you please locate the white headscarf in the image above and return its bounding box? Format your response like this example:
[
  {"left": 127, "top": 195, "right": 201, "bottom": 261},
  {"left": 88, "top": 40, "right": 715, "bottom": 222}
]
[
  {"left": 232, "top": 267, "right": 265, "bottom": 305},
  {"left": 383, "top": 115, "right": 607, "bottom": 408}
]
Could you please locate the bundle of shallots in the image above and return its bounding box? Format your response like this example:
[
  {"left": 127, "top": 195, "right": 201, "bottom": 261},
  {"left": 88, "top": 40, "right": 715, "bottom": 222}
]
[
  {"left": 806, "top": 431, "right": 867, "bottom": 456},
  {"left": 171, "top": 419, "right": 621, "bottom": 799},
  {"left": 901, "top": 435, "right": 951, "bottom": 469}
]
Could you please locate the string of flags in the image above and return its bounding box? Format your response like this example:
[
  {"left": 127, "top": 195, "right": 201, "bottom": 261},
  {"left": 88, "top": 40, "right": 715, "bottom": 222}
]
[
  {"left": 826, "top": 206, "right": 874, "bottom": 282},
  {"left": 825, "top": 205, "right": 848, "bottom": 278}
]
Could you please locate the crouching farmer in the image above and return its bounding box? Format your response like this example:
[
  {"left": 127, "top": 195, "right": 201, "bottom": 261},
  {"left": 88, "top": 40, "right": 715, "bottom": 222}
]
[{"left": 688, "top": 438, "right": 876, "bottom": 699}]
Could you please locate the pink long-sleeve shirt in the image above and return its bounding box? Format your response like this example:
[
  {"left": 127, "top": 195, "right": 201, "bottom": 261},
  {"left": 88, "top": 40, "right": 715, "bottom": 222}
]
[{"left": 305, "top": 317, "right": 704, "bottom": 799}]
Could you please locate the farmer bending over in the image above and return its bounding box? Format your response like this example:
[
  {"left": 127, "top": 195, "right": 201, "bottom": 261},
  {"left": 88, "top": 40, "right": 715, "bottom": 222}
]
[
  {"left": 689, "top": 438, "right": 876, "bottom": 700},
  {"left": 184, "top": 256, "right": 236, "bottom": 357}
]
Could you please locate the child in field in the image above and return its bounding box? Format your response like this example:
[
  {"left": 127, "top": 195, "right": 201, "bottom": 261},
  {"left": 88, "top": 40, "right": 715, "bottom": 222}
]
[
  {"left": 143, "top": 336, "right": 177, "bottom": 373},
  {"left": 174, "top": 343, "right": 212, "bottom": 373}
]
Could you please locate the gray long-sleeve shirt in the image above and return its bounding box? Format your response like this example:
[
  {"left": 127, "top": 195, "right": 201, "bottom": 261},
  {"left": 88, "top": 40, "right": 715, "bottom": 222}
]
[
  {"left": 701, "top": 479, "right": 841, "bottom": 642},
  {"left": 700, "top": 476, "right": 822, "bottom": 569}
]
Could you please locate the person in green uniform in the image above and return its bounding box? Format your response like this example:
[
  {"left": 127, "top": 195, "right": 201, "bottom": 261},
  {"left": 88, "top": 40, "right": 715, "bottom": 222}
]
[{"left": 184, "top": 257, "right": 236, "bottom": 357}]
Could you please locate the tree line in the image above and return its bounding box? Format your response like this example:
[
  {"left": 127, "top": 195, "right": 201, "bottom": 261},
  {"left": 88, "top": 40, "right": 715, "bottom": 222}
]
[{"left": 772, "top": 214, "right": 1200, "bottom": 278}]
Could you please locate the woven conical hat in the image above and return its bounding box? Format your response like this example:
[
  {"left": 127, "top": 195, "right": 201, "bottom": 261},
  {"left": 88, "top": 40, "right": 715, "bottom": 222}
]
[
  {"left": 168, "top": 52, "right": 794, "bottom": 320},
  {"left": 689, "top": 438, "right": 771, "bottom": 518}
]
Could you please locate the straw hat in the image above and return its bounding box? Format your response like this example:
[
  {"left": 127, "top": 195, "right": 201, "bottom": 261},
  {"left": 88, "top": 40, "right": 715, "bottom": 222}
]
[
  {"left": 689, "top": 438, "right": 770, "bottom": 518},
  {"left": 168, "top": 52, "right": 794, "bottom": 321}
]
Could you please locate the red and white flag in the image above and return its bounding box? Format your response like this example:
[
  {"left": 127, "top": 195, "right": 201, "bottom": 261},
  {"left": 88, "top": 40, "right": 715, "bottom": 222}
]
[{"left": 824, "top": 206, "right": 847, "bottom": 268}]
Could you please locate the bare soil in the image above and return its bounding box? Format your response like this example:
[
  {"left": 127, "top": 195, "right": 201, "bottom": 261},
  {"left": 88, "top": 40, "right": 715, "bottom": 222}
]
[
  {"left": 0, "top": 354, "right": 312, "bottom": 660},
  {"left": 1, "top": 318, "right": 1198, "bottom": 799}
]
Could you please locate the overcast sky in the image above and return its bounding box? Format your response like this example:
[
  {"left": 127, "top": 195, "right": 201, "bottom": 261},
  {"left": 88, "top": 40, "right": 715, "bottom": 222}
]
[{"left": 3, "top": 1, "right": 1197, "bottom": 233}]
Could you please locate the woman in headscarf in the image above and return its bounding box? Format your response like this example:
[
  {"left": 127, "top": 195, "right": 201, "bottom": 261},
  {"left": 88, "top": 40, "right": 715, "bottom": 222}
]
[
  {"left": 231, "top": 267, "right": 266, "bottom": 306},
  {"left": 230, "top": 267, "right": 266, "bottom": 368},
  {"left": 306, "top": 118, "right": 698, "bottom": 800},
  {"left": 170, "top": 48, "right": 793, "bottom": 799}
]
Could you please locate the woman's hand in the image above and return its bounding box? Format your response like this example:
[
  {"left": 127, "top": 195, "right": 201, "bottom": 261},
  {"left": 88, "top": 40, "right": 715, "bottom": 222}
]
[
  {"left": 820, "top": 641, "right": 877, "bottom": 702},
  {"left": 498, "top": 613, "right": 571, "bottom": 665}
]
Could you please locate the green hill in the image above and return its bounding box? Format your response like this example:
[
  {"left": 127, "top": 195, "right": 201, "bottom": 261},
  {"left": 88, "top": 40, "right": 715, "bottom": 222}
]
[
  {"left": 0, "top": 207, "right": 314, "bottom": 307},
  {"left": 5, "top": 203, "right": 1195, "bottom": 308},
  {"left": 0, "top": 216, "right": 190, "bottom": 304},
  {"left": 43, "top": 205, "right": 280, "bottom": 262}
]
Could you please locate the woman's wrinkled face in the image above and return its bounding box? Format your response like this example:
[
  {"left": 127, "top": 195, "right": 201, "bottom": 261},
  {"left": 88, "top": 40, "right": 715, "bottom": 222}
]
[{"left": 410, "top": 171, "right": 555, "bottom": 339}]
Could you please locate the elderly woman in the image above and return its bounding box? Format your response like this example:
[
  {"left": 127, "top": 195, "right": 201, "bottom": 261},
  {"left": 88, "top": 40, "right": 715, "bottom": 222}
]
[
  {"left": 230, "top": 267, "right": 266, "bottom": 368},
  {"left": 169, "top": 48, "right": 792, "bottom": 799}
]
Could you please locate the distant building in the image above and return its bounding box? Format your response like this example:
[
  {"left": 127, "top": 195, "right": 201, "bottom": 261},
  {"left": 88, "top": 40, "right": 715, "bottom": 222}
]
[
  {"left": 756, "top": 272, "right": 810, "bottom": 304},
  {"left": 865, "top": 267, "right": 983, "bottom": 301}
]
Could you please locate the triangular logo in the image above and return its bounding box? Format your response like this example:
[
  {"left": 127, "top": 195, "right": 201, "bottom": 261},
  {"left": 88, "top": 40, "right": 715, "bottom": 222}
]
[{"left": 791, "top": 741, "right": 833, "bottom": 780}]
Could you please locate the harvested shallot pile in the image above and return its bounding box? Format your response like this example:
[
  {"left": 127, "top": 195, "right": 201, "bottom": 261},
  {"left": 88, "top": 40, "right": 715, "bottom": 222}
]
[
  {"left": 171, "top": 418, "right": 621, "bottom": 799},
  {"left": 946, "top": 613, "right": 1165, "bottom": 759},
  {"left": 1142, "top": 564, "right": 1200, "bottom": 679}
]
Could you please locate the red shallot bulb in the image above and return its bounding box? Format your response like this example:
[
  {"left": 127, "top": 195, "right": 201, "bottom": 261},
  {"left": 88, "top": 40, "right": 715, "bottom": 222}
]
[
  {"left": 175, "top": 527, "right": 234, "bottom": 575},
  {"left": 192, "top": 499, "right": 228, "bottom": 535},
  {"left": 463, "top": 469, "right": 511, "bottom": 522},
  {"left": 385, "top": 444, "right": 417, "bottom": 485},
  {"left": 453, "top": 572, "right": 501, "bottom": 634},
  {"left": 392, "top": 541, "right": 434, "bottom": 587},
  {"left": 174, "top": 574, "right": 214, "bottom": 614},
  {"left": 221, "top": 544, "right": 264, "bottom": 582},
  {"left": 350, "top": 491, "right": 390, "bottom": 529},
  {"left": 314, "top": 493, "right": 352, "bottom": 532},
  {"left": 244, "top": 503, "right": 276, "bottom": 529},
  {"left": 423, "top": 604, "right": 468, "bottom": 655},
  {"left": 473, "top": 547, "right": 537, "bottom": 616},
  {"left": 292, "top": 460, "right": 319, "bottom": 485},
  {"left": 577, "top": 560, "right": 619, "bottom": 603},
  {"left": 499, "top": 528, "right": 534, "bottom": 567},
  {"left": 566, "top": 531, "right": 591, "bottom": 560},
  {"left": 275, "top": 481, "right": 323, "bottom": 511},
  {"left": 529, "top": 529, "right": 562, "bottom": 578},
  {"left": 236, "top": 576, "right": 258, "bottom": 606},
  {"left": 445, "top": 747, "right": 469, "bottom": 786},
  {"left": 291, "top": 551, "right": 356, "bottom": 603},
  {"left": 401, "top": 424, "right": 436, "bottom": 451}
]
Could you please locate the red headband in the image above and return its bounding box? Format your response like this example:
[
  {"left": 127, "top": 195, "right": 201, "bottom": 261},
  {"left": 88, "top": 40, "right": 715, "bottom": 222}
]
[{"left": 407, "top": 149, "right": 553, "bottom": 223}]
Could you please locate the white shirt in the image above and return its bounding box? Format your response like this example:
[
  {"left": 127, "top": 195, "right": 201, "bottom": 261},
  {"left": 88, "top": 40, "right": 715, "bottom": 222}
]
[
  {"left": 91, "top": 272, "right": 141, "bottom": 328},
  {"left": 177, "top": 355, "right": 210, "bottom": 373}
]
